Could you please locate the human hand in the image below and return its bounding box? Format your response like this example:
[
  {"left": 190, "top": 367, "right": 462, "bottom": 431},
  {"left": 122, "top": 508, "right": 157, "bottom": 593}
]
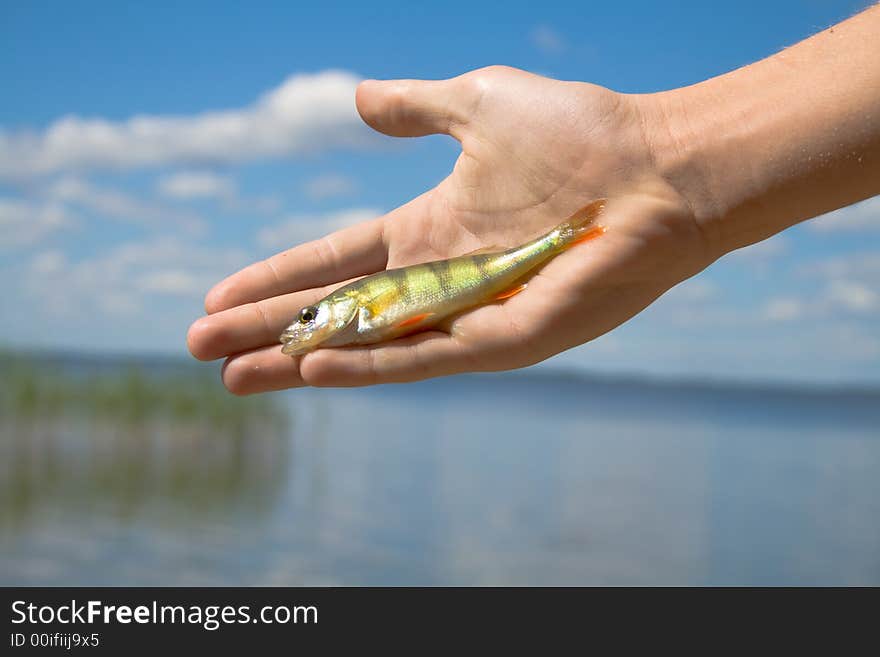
[{"left": 186, "top": 66, "right": 713, "bottom": 392}]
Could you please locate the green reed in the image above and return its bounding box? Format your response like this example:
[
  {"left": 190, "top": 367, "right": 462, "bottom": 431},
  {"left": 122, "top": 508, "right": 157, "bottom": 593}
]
[{"left": 0, "top": 351, "right": 286, "bottom": 428}]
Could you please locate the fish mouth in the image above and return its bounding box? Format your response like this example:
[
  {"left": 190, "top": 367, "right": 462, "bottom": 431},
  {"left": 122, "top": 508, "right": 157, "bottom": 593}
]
[
  {"left": 279, "top": 322, "right": 341, "bottom": 356},
  {"left": 279, "top": 325, "right": 311, "bottom": 355},
  {"left": 279, "top": 329, "right": 317, "bottom": 356},
  {"left": 280, "top": 341, "right": 311, "bottom": 356}
]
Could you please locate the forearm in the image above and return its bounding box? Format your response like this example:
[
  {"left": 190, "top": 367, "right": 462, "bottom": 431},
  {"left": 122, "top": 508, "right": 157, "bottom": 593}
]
[{"left": 644, "top": 4, "right": 880, "bottom": 258}]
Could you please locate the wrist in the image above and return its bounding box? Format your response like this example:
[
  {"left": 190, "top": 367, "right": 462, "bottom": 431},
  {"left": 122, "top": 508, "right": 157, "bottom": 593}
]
[
  {"left": 632, "top": 86, "right": 732, "bottom": 261},
  {"left": 635, "top": 7, "right": 880, "bottom": 260}
]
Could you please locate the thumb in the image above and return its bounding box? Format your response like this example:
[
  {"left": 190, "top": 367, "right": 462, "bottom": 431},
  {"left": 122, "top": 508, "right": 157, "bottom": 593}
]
[{"left": 355, "top": 77, "right": 471, "bottom": 139}]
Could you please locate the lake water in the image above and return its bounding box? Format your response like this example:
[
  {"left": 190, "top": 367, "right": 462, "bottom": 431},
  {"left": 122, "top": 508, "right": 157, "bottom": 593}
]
[{"left": 1, "top": 365, "right": 879, "bottom": 586}]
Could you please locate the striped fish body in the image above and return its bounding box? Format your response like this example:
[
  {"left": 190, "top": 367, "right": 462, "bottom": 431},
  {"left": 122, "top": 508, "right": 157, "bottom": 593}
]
[
  {"left": 336, "top": 239, "right": 564, "bottom": 345},
  {"left": 280, "top": 200, "right": 605, "bottom": 355}
]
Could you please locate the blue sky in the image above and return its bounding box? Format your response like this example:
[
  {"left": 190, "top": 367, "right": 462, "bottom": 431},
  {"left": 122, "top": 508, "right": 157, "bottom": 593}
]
[{"left": 1, "top": 0, "right": 878, "bottom": 384}]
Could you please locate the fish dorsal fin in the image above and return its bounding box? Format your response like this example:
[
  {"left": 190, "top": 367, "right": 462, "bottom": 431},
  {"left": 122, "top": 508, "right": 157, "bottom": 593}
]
[{"left": 461, "top": 245, "right": 506, "bottom": 257}]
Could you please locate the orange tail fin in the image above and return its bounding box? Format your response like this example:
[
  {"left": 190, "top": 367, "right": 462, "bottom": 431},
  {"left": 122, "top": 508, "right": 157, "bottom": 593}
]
[
  {"left": 557, "top": 199, "right": 607, "bottom": 250},
  {"left": 565, "top": 225, "right": 606, "bottom": 249}
]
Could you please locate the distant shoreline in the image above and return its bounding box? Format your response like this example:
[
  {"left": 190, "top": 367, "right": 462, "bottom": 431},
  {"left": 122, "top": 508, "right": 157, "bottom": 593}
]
[{"left": 3, "top": 346, "right": 879, "bottom": 398}]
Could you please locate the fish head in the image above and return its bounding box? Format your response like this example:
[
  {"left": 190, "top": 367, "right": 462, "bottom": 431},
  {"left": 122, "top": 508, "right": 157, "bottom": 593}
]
[{"left": 279, "top": 294, "right": 358, "bottom": 356}]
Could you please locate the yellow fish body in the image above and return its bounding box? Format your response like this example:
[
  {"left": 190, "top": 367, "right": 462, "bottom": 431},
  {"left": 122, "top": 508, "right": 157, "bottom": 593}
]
[{"left": 280, "top": 200, "right": 606, "bottom": 356}]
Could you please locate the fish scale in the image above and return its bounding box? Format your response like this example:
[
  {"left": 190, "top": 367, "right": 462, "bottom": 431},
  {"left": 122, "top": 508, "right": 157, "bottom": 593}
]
[{"left": 280, "top": 200, "right": 607, "bottom": 355}]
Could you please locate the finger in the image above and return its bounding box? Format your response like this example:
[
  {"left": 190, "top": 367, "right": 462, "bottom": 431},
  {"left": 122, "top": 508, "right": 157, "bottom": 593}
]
[
  {"left": 204, "top": 213, "right": 389, "bottom": 314},
  {"left": 222, "top": 346, "right": 307, "bottom": 396},
  {"left": 298, "top": 332, "right": 475, "bottom": 387},
  {"left": 189, "top": 291, "right": 319, "bottom": 363},
  {"left": 221, "top": 328, "right": 471, "bottom": 394},
  {"left": 222, "top": 333, "right": 471, "bottom": 394},
  {"left": 189, "top": 276, "right": 371, "bottom": 361},
  {"left": 356, "top": 77, "right": 472, "bottom": 139}
]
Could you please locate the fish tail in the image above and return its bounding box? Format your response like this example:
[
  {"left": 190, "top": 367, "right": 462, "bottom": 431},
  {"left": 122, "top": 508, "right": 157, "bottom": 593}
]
[{"left": 554, "top": 199, "right": 607, "bottom": 250}]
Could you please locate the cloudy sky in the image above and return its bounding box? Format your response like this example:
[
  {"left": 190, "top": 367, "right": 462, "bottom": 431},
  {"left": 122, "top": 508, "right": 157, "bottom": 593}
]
[{"left": 1, "top": 0, "right": 877, "bottom": 384}]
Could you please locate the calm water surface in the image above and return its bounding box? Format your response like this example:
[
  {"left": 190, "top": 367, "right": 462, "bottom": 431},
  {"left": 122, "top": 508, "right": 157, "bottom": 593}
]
[{"left": 1, "top": 369, "right": 878, "bottom": 585}]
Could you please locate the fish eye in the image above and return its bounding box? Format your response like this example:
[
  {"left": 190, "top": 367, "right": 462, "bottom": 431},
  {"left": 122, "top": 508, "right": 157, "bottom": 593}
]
[{"left": 298, "top": 306, "right": 318, "bottom": 324}]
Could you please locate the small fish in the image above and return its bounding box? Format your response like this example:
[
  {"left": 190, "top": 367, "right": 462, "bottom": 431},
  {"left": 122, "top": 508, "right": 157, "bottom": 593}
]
[{"left": 280, "top": 199, "right": 607, "bottom": 356}]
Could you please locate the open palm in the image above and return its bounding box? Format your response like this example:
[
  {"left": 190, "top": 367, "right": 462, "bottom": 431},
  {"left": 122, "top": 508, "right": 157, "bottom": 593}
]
[{"left": 187, "top": 66, "right": 712, "bottom": 392}]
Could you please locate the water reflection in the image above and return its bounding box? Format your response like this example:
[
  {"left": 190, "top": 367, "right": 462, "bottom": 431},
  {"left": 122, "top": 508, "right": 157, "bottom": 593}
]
[
  {"left": 0, "top": 415, "right": 289, "bottom": 530},
  {"left": 0, "top": 357, "right": 290, "bottom": 533},
  {"left": 1, "top": 355, "right": 878, "bottom": 585}
]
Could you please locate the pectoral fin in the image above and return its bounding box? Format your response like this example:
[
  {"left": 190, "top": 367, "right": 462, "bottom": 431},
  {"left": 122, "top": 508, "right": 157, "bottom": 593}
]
[
  {"left": 492, "top": 283, "right": 528, "bottom": 301},
  {"left": 394, "top": 312, "right": 435, "bottom": 329}
]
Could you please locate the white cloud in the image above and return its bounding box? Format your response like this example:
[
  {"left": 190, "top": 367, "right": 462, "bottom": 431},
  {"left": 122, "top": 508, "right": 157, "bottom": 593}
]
[
  {"left": 823, "top": 325, "right": 880, "bottom": 361},
  {"left": 530, "top": 25, "right": 566, "bottom": 54},
  {"left": 726, "top": 234, "right": 788, "bottom": 261},
  {"left": 256, "top": 207, "right": 381, "bottom": 250},
  {"left": 796, "top": 251, "right": 879, "bottom": 315},
  {"left": 99, "top": 238, "right": 245, "bottom": 274},
  {"left": 156, "top": 170, "right": 281, "bottom": 214},
  {"left": 0, "top": 70, "right": 371, "bottom": 180},
  {"left": 809, "top": 195, "right": 880, "bottom": 232},
  {"left": 825, "top": 280, "right": 877, "bottom": 313},
  {"left": 157, "top": 171, "right": 235, "bottom": 201},
  {"left": 0, "top": 198, "right": 77, "bottom": 247},
  {"left": 229, "top": 194, "right": 282, "bottom": 215},
  {"left": 762, "top": 297, "right": 805, "bottom": 322},
  {"left": 135, "top": 269, "right": 208, "bottom": 296},
  {"left": 302, "top": 173, "right": 358, "bottom": 200},
  {"left": 25, "top": 238, "right": 247, "bottom": 317},
  {"left": 45, "top": 177, "right": 205, "bottom": 233},
  {"left": 761, "top": 277, "right": 877, "bottom": 324},
  {"left": 801, "top": 251, "right": 880, "bottom": 281},
  {"left": 29, "top": 249, "right": 67, "bottom": 274},
  {"left": 564, "top": 317, "right": 880, "bottom": 384},
  {"left": 662, "top": 278, "right": 718, "bottom": 304},
  {"left": 645, "top": 276, "right": 734, "bottom": 327}
]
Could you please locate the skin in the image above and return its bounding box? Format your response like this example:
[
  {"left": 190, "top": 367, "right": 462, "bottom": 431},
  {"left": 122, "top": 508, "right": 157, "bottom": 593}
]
[{"left": 187, "top": 6, "right": 880, "bottom": 394}]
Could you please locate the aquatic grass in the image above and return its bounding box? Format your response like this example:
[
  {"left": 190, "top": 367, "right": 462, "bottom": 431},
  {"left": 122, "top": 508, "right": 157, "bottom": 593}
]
[
  {"left": 0, "top": 352, "right": 286, "bottom": 430},
  {"left": 0, "top": 351, "right": 291, "bottom": 528}
]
